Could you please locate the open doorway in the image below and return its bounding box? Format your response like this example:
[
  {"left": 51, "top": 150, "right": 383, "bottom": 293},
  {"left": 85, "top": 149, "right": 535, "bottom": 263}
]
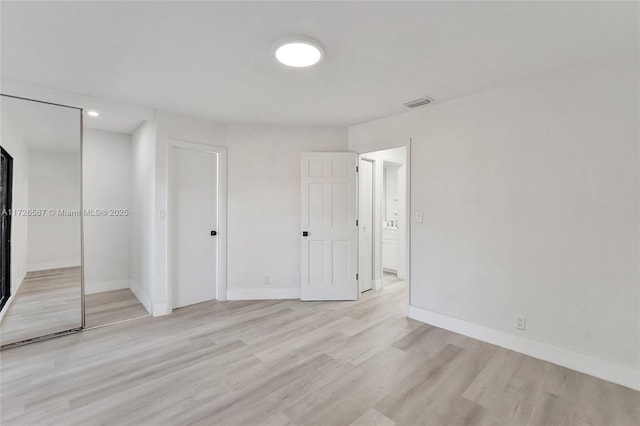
[
  {"left": 83, "top": 127, "right": 149, "bottom": 328},
  {"left": 358, "top": 146, "right": 408, "bottom": 304},
  {"left": 299, "top": 148, "right": 408, "bottom": 304}
]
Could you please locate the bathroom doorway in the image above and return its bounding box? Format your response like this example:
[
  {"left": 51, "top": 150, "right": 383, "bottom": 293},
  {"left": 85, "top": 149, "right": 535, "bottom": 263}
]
[{"left": 357, "top": 146, "right": 407, "bottom": 295}]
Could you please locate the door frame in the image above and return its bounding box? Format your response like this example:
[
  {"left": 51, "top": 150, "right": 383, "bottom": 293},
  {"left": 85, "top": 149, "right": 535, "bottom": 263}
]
[
  {"left": 356, "top": 141, "right": 411, "bottom": 314},
  {"left": 167, "top": 139, "right": 227, "bottom": 309},
  {"left": 358, "top": 157, "right": 375, "bottom": 293},
  {"left": 0, "top": 147, "right": 13, "bottom": 313}
]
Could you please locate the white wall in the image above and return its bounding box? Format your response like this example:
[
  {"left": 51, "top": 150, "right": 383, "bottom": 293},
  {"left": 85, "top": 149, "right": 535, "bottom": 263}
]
[
  {"left": 83, "top": 129, "right": 132, "bottom": 294},
  {"left": 151, "top": 114, "right": 347, "bottom": 306},
  {"left": 348, "top": 55, "right": 639, "bottom": 389},
  {"left": 226, "top": 124, "right": 348, "bottom": 296},
  {"left": 0, "top": 113, "right": 30, "bottom": 305},
  {"left": 27, "top": 150, "right": 81, "bottom": 271},
  {"left": 131, "top": 120, "right": 157, "bottom": 313}
]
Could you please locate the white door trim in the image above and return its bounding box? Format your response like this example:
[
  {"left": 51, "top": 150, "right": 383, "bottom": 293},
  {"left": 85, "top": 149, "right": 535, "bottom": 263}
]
[{"left": 167, "top": 139, "right": 227, "bottom": 308}]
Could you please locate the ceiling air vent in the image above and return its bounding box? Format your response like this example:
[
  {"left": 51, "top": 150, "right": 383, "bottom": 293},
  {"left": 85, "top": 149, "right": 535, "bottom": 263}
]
[{"left": 404, "top": 96, "right": 434, "bottom": 109}]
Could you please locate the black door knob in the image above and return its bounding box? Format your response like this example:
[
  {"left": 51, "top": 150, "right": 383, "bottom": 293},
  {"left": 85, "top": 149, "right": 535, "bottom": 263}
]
[
  {"left": 211, "top": 230, "right": 217, "bottom": 236},
  {"left": 302, "top": 231, "right": 309, "bottom": 237}
]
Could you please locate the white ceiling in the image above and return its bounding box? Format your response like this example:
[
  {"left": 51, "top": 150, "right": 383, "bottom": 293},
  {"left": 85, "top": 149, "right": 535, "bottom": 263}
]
[
  {"left": 1, "top": 95, "right": 81, "bottom": 153},
  {"left": 1, "top": 1, "right": 637, "bottom": 126},
  {"left": 1, "top": 79, "right": 154, "bottom": 135}
]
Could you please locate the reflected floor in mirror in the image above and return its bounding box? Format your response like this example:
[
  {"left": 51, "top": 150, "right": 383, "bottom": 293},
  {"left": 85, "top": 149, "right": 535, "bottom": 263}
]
[
  {"left": 85, "top": 289, "right": 149, "bottom": 328},
  {"left": 0, "top": 267, "right": 82, "bottom": 346}
]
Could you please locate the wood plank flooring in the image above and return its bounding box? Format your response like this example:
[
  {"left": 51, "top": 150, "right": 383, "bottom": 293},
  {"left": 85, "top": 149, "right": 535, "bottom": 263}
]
[
  {"left": 0, "top": 267, "right": 82, "bottom": 346},
  {"left": 1, "top": 276, "right": 638, "bottom": 425},
  {"left": 85, "top": 289, "right": 149, "bottom": 328}
]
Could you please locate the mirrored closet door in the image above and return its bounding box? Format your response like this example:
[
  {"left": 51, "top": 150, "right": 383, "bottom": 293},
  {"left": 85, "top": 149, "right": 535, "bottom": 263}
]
[{"left": 0, "top": 94, "right": 83, "bottom": 347}]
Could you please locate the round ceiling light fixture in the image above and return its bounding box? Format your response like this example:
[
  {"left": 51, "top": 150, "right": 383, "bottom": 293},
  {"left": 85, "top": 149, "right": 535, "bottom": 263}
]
[{"left": 274, "top": 38, "right": 324, "bottom": 68}]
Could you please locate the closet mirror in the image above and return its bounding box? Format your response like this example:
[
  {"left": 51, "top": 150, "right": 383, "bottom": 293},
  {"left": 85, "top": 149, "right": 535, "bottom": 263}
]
[{"left": 0, "top": 95, "right": 83, "bottom": 347}]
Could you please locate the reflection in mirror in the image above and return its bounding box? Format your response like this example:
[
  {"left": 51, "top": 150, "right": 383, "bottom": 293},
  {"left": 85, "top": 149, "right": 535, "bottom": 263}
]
[
  {"left": 383, "top": 163, "right": 400, "bottom": 226},
  {"left": 0, "top": 95, "right": 83, "bottom": 346}
]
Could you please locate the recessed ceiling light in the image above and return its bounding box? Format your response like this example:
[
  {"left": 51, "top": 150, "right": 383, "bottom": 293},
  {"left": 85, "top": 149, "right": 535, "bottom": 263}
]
[
  {"left": 87, "top": 110, "right": 99, "bottom": 117},
  {"left": 274, "top": 38, "right": 324, "bottom": 68}
]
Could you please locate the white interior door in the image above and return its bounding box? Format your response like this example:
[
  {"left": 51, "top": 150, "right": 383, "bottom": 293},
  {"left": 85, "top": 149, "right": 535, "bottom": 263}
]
[
  {"left": 359, "top": 159, "right": 374, "bottom": 292},
  {"left": 301, "top": 152, "right": 358, "bottom": 301},
  {"left": 172, "top": 147, "right": 218, "bottom": 308}
]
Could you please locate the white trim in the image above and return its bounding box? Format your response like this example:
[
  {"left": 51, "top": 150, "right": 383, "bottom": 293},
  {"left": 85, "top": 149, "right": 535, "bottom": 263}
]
[
  {"left": 0, "top": 270, "right": 27, "bottom": 322},
  {"left": 373, "top": 278, "right": 382, "bottom": 291},
  {"left": 227, "top": 287, "right": 300, "bottom": 300},
  {"left": 27, "top": 260, "right": 81, "bottom": 272},
  {"left": 85, "top": 279, "right": 130, "bottom": 295},
  {"left": 167, "top": 139, "right": 228, "bottom": 310},
  {"left": 153, "top": 303, "right": 170, "bottom": 317},
  {"left": 407, "top": 305, "right": 640, "bottom": 391},
  {"left": 405, "top": 139, "right": 411, "bottom": 314},
  {"left": 130, "top": 279, "right": 152, "bottom": 314},
  {"left": 0, "top": 293, "right": 16, "bottom": 322}
]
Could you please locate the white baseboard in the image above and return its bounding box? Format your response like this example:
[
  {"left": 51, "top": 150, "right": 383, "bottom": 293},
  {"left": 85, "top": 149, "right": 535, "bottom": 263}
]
[
  {"left": 407, "top": 305, "right": 640, "bottom": 391},
  {"left": 0, "top": 293, "right": 16, "bottom": 322},
  {"left": 27, "top": 260, "right": 81, "bottom": 272},
  {"left": 226, "top": 287, "right": 300, "bottom": 300},
  {"left": 129, "top": 279, "right": 152, "bottom": 315},
  {"left": 85, "top": 279, "right": 130, "bottom": 295},
  {"left": 1, "top": 271, "right": 28, "bottom": 321}
]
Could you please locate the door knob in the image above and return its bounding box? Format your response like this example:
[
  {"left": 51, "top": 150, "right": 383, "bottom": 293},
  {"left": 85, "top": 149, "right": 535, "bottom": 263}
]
[
  {"left": 211, "top": 230, "right": 217, "bottom": 236},
  {"left": 302, "top": 231, "right": 309, "bottom": 237}
]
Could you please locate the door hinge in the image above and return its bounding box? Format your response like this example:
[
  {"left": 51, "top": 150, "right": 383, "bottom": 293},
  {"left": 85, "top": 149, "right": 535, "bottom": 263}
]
[
  {"left": 356, "top": 166, "right": 359, "bottom": 173},
  {"left": 356, "top": 273, "right": 359, "bottom": 280},
  {"left": 356, "top": 219, "right": 358, "bottom": 226}
]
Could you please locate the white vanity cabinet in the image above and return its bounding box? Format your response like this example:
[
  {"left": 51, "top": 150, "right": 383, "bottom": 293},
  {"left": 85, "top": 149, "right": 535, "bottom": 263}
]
[{"left": 382, "top": 227, "right": 398, "bottom": 273}]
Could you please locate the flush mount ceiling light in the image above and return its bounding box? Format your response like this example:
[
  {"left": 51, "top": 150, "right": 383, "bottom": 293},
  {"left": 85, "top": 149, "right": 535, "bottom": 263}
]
[
  {"left": 87, "top": 110, "right": 99, "bottom": 117},
  {"left": 273, "top": 38, "right": 324, "bottom": 68}
]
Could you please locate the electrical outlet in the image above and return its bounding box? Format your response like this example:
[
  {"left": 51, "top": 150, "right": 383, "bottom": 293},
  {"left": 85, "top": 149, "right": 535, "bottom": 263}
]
[
  {"left": 516, "top": 316, "right": 526, "bottom": 330},
  {"left": 263, "top": 276, "right": 270, "bottom": 285}
]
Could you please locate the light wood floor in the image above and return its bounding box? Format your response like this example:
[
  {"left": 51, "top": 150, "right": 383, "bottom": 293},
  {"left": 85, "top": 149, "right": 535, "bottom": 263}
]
[
  {"left": 85, "top": 289, "right": 149, "bottom": 328},
  {"left": 1, "top": 276, "right": 638, "bottom": 425},
  {"left": 0, "top": 267, "right": 82, "bottom": 346}
]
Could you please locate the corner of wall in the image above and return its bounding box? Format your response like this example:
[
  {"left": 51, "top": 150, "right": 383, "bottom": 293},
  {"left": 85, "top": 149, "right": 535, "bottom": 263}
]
[{"left": 130, "top": 277, "right": 152, "bottom": 315}]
